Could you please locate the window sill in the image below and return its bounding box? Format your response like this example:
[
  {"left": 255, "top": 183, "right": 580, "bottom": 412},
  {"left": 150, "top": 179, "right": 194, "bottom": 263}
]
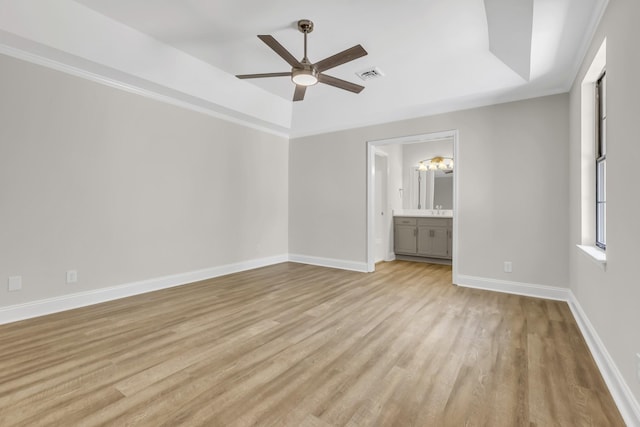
[{"left": 576, "top": 244, "right": 607, "bottom": 271}]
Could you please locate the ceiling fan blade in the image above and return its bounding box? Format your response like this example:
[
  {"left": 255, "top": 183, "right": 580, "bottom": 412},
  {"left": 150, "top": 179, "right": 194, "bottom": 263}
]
[
  {"left": 314, "top": 44, "right": 368, "bottom": 72},
  {"left": 293, "top": 85, "right": 306, "bottom": 102},
  {"left": 236, "top": 72, "right": 291, "bottom": 79},
  {"left": 318, "top": 74, "right": 365, "bottom": 94},
  {"left": 257, "top": 35, "right": 303, "bottom": 68}
]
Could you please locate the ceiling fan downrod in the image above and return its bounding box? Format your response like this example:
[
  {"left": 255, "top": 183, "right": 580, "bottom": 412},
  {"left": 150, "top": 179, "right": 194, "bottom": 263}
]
[{"left": 298, "top": 19, "right": 314, "bottom": 63}]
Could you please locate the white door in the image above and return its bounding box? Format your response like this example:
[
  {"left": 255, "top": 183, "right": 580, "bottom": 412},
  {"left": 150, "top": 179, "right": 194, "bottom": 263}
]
[{"left": 374, "top": 153, "right": 388, "bottom": 262}]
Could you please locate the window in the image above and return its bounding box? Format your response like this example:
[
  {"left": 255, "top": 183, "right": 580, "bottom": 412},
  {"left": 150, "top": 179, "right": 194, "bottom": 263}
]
[
  {"left": 595, "top": 71, "right": 606, "bottom": 249},
  {"left": 577, "top": 39, "right": 606, "bottom": 267}
]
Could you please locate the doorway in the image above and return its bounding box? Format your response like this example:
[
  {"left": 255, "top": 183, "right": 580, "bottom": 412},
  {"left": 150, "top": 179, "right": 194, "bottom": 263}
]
[{"left": 366, "top": 130, "right": 459, "bottom": 284}]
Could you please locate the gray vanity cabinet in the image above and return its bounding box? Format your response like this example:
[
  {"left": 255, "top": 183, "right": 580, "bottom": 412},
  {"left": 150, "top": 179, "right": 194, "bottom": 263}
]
[
  {"left": 417, "top": 219, "right": 449, "bottom": 257},
  {"left": 394, "top": 217, "right": 417, "bottom": 254},
  {"left": 394, "top": 217, "right": 452, "bottom": 259}
]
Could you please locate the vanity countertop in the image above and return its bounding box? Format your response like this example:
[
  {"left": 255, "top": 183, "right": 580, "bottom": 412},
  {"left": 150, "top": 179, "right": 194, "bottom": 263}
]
[{"left": 393, "top": 209, "right": 453, "bottom": 218}]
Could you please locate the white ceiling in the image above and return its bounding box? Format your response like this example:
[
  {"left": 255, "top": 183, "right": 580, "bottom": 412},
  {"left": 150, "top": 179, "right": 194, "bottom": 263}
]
[{"left": 1, "top": 0, "right": 606, "bottom": 136}]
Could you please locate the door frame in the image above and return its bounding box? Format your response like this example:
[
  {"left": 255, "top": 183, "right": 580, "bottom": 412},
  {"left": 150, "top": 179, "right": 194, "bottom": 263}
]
[{"left": 366, "top": 129, "right": 459, "bottom": 284}]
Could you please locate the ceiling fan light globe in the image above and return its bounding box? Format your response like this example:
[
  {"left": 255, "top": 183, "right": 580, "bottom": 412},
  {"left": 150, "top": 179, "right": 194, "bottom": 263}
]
[
  {"left": 292, "top": 67, "right": 319, "bottom": 86},
  {"left": 292, "top": 74, "right": 318, "bottom": 86}
]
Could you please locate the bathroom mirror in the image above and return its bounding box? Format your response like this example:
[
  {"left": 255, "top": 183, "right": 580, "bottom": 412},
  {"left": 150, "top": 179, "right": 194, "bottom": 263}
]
[
  {"left": 402, "top": 138, "right": 454, "bottom": 210},
  {"left": 433, "top": 170, "right": 453, "bottom": 209},
  {"left": 410, "top": 168, "right": 453, "bottom": 210}
]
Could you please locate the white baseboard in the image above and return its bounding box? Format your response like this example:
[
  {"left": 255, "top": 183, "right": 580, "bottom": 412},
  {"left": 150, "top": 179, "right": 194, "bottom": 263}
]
[
  {"left": 455, "top": 274, "right": 571, "bottom": 301},
  {"left": 567, "top": 292, "right": 640, "bottom": 427},
  {"left": 0, "top": 254, "right": 288, "bottom": 325},
  {"left": 373, "top": 254, "right": 396, "bottom": 264},
  {"left": 288, "top": 254, "right": 369, "bottom": 273}
]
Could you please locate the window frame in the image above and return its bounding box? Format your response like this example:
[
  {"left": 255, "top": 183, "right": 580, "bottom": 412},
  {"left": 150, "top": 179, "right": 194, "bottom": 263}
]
[{"left": 595, "top": 71, "right": 606, "bottom": 250}]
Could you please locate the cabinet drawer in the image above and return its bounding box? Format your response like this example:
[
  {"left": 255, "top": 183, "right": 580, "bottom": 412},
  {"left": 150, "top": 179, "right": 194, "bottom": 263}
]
[
  {"left": 394, "top": 217, "right": 417, "bottom": 226},
  {"left": 417, "top": 217, "right": 451, "bottom": 227}
]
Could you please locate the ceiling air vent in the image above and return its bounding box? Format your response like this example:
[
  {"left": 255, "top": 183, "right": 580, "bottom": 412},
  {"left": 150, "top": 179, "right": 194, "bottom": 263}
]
[{"left": 355, "top": 67, "right": 385, "bottom": 81}]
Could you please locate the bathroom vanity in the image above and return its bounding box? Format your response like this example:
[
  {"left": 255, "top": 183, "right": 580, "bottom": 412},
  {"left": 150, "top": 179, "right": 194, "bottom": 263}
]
[{"left": 393, "top": 210, "right": 452, "bottom": 260}]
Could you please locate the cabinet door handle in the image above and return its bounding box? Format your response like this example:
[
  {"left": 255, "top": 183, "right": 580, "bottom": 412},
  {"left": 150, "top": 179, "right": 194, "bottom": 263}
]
[
  {"left": 414, "top": 228, "right": 417, "bottom": 237},
  {"left": 430, "top": 229, "right": 435, "bottom": 238}
]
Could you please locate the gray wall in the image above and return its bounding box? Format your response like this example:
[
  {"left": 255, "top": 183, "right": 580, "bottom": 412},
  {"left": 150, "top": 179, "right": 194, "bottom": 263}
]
[
  {"left": 290, "top": 93, "right": 569, "bottom": 288},
  {"left": 569, "top": 0, "right": 640, "bottom": 403},
  {"left": 0, "top": 54, "right": 289, "bottom": 307}
]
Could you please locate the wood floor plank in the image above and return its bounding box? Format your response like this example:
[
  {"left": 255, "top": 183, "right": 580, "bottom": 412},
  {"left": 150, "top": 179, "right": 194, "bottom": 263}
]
[{"left": 0, "top": 261, "right": 625, "bottom": 426}]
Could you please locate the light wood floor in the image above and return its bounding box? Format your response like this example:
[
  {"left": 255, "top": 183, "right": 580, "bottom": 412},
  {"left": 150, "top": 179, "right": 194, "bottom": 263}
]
[{"left": 0, "top": 261, "right": 624, "bottom": 426}]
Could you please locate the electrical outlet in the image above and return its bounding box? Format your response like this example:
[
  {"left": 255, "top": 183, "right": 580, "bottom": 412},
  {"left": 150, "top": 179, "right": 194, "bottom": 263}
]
[
  {"left": 8, "top": 276, "right": 22, "bottom": 291},
  {"left": 636, "top": 353, "right": 640, "bottom": 382},
  {"left": 66, "top": 270, "right": 78, "bottom": 284},
  {"left": 504, "top": 261, "right": 513, "bottom": 273}
]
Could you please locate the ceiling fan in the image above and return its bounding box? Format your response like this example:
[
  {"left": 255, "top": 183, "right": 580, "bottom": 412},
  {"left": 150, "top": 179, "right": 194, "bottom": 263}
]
[{"left": 236, "top": 19, "right": 368, "bottom": 102}]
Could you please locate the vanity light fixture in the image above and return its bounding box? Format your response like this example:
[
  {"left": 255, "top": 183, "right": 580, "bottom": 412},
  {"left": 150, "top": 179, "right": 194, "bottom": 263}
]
[{"left": 418, "top": 156, "right": 454, "bottom": 171}]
